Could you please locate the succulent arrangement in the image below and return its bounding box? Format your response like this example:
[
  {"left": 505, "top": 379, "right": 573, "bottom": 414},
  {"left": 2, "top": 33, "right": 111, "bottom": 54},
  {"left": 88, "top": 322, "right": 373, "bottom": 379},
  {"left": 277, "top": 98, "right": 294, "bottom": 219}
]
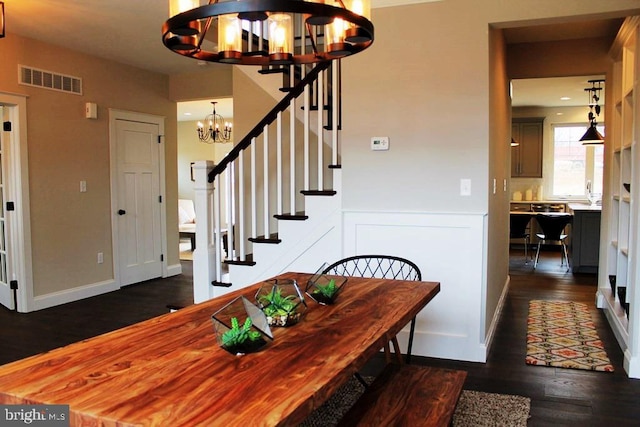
[
  {"left": 257, "top": 285, "right": 304, "bottom": 326},
  {"left": 314, "top": 279, "right": 338, "bottom": 298},
  {"left": 307, "top": 277, "right": 346, "bottom": 305},
  {"left": 220, "top": 317, "right": 266, "bottom": 355}
]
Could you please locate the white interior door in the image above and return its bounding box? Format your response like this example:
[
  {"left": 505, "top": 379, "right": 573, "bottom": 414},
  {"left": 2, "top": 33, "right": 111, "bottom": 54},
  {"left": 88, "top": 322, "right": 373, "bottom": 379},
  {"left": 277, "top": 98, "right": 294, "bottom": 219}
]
[
  {"left": 0, "top": 106, "right": 14, "bottom": 309},
  {"left": 115, "top": 119, "right": 162, "bottom": 286}
]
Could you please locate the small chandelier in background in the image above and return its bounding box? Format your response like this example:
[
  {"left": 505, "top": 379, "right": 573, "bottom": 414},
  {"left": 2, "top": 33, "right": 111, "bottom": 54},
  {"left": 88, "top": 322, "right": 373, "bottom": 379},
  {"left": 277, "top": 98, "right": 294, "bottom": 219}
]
[
  {"left": 163, "top": 0, "right": 374, "bottom": 66},
  {"left": 580, "top": 79, "right": 605, "bottom": 145},
  {"left": 197, "top": 101, "right": 232, "bottom": 143}
]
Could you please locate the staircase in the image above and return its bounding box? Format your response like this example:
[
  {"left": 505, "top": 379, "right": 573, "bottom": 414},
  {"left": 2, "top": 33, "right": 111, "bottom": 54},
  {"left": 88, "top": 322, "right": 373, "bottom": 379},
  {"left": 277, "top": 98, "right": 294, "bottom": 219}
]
[{"left": 191, "top": 53, "right": 345, "bottom": 302}]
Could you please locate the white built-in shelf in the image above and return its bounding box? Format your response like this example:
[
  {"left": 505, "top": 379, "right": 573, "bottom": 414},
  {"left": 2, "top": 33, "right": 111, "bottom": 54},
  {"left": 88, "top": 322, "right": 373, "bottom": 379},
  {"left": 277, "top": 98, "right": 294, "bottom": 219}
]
[
  {"left": 612, "top": 240, "right": 619, "bottom": 249},
  {"left": 621, "top": 248, "right": 629, "bottom": 257},
  {"left": 622, "top": 196, "right": 631, "bottom": 203}
]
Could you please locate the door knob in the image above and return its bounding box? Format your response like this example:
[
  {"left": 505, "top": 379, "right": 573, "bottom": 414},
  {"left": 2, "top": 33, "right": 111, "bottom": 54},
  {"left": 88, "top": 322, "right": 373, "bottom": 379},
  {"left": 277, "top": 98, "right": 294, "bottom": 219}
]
[{"left": 117, "top": 209, "right": 126, "bottom": 215}]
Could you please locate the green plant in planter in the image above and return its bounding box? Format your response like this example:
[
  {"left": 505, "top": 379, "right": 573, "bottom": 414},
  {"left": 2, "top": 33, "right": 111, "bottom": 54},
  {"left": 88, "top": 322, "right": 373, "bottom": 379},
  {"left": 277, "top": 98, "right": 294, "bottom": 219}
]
[
  {"left": 314, "top": 279, "right": 338, "bottom": 298},
  {"left": 221, "top": 317, "right": 265, "bottom": 354},
  {"left": 309, "top": 278, "right": 344, "bottom": 305},
  {"left": 258, "top": 287, "right": 301, "bottom": 326}
]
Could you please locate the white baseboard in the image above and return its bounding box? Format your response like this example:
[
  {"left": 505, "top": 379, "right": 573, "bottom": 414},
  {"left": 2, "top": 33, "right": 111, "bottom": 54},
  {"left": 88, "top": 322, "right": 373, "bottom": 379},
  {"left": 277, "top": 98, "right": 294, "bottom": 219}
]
[
  {"left": 32, "top": 279, "right": 119, "bottom": 311},
  {"left": 482, "top": 275, "right": 511, "bottom": 360},
  {"left": 29, "top": 263, "right": 183, "bottom": 312},
  {"left": 624, "top": 349, "right": 640, "bottom": 379},
  {"left": 166, "top": 263, "right": 182, "bottom": 277}
]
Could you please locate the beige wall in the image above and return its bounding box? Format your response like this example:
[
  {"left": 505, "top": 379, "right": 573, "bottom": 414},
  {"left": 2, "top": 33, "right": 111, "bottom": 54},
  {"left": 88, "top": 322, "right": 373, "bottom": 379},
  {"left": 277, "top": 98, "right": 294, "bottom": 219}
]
[
  {"left": 169, "top": 67, "right": 233, "bottom": 102},
  {"left": 487, "top": 27, "right": 511, "bottom": 335},
  {"left": 0, "top": 33, "right": 178, "bottom": 297},
  {"left": 508, "top": 38, "right": 615, "bottom": 79},
  {"left": 341, "top": 0, "right": 640, "bottom": 345}
]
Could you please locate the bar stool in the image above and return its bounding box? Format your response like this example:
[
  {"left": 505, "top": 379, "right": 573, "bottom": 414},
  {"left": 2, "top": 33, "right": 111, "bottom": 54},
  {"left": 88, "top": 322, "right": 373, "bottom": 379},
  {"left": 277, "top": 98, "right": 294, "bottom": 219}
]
[
  {"left": 533, "top": 213, "right": 572, "bottom": 269},
  {"left": 510, "top": 213, "right": 532, "bottom": 263}
]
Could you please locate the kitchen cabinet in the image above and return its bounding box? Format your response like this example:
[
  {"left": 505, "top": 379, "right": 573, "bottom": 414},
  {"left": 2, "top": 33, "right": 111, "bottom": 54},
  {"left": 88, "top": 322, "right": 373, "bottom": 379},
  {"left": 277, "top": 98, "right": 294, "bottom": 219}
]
[
  {"left": 568, "top": 204, "right": 601, "bottom": 274},
  {"left": 511, "top": 118, "right": 544, "bottom": 178}
]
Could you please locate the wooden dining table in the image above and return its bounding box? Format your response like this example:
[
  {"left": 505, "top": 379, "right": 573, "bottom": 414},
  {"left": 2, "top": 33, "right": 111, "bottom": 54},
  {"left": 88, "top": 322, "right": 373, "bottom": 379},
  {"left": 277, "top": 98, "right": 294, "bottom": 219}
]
[{"left": 0, "top": 272, "right": 440, "bottom": 426}]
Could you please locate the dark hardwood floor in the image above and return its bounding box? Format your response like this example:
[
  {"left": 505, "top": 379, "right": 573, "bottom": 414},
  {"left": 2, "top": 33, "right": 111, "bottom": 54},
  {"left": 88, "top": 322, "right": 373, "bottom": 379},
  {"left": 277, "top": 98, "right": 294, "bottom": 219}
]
[
  {"left": 1, "top": 251, "right": 639, "bottom": 426},
  {"left": 0, "top": 261, "right": 194, "bottom": 365},
  {"left": 408, "top": 248, "right": 640, "bottom": 426}
]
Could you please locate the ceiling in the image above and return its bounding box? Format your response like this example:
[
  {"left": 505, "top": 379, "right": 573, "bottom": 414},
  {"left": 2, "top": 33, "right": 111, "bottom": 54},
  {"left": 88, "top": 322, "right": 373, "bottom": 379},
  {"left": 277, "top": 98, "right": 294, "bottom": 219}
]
[
  {"left": 511, "top": 75, "right": 605, "bottom": 108},
  {"left": 177, "top": 98, "right": 234, "bottom": 122},
  {"left": 1, "top": 1, "right": 629, "bottom": 116}
]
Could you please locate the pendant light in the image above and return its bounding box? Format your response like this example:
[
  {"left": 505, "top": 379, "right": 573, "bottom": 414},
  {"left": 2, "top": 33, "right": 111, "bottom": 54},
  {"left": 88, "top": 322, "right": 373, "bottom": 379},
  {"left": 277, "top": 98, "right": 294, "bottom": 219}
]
[{"left": 580, "top": 79, "right": 605, "bottom": 145}]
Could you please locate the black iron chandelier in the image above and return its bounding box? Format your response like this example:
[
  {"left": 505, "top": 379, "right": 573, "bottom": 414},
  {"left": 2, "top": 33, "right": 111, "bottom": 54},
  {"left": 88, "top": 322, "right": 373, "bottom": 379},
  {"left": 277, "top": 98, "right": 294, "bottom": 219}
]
[
  {"left": 198, "top": 101, "right": 232, "bottom": 143},
  {"left": 163, "top": 0, "right": 374, "bottom": 66},
  {"left": 580, "top": 79, "right": 605, "bottom": 145}
]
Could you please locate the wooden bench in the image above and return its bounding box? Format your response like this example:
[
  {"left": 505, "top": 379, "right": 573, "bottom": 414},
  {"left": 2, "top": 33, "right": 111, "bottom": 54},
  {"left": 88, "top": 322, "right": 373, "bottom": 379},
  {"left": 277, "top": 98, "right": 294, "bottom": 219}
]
[{"left": 338, "top": 364, "right": 467, "bottom": 427}]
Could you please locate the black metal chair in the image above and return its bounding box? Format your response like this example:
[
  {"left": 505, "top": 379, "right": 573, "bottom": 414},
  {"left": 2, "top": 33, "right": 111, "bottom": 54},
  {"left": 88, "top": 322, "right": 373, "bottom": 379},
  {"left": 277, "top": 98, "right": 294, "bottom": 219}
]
[
  {"left": 510, "top": 213, "right": 532, "bottom": 263},
  {"left": 534, "top": 214, "right": 573, "bottom": 270},
  {"left": 322, "top": 255, "right": 422, "bottom": 365}
]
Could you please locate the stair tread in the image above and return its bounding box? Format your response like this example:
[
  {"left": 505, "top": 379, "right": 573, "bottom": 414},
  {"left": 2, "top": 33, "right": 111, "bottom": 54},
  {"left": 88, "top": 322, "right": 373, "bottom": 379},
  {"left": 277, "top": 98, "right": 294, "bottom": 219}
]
[
  {"left": 224, "top": 253, "right": 256, "bottom": 266},
  {"left": 301, "top": 189, "right": 337, "bottom": 196},
  {"left": 274, "top": 212, "right": 308, "bottom": 220},
  {"left": 249, "top": 233, "right": 281, "bottom": 244}
]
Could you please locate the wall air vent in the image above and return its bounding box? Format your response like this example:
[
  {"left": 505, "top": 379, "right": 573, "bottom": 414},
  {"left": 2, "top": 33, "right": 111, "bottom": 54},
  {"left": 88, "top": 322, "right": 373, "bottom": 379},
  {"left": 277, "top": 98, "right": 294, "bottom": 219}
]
[{"left": 18, "top": 65, "right": 82, "bottom": 95}]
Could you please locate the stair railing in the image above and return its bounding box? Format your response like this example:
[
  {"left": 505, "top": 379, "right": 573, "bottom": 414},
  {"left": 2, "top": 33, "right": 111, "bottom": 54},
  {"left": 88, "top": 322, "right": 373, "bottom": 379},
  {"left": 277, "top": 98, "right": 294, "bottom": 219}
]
[{"left": 193, "top": 58, "right": 341, "bottom": 296}]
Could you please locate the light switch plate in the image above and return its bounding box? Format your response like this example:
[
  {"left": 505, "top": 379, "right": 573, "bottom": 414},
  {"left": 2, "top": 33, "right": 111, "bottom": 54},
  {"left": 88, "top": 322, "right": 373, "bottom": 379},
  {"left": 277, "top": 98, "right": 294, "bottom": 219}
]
[
  {"left": 371, "top": 136, "right": 390, "bottom": 151},
  {"left": 460, "top": 179, "right": 471, "bottom": 196},
  {"left": 85, "top": 102, "right": 97, "bottom": 119}
]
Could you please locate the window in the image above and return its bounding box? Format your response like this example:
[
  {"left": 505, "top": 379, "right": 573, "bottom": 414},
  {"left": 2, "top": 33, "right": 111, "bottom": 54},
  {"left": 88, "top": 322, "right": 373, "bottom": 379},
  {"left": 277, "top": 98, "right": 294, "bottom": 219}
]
[{"left": 551, "top": 124, "right": 604, "bottom": 198}]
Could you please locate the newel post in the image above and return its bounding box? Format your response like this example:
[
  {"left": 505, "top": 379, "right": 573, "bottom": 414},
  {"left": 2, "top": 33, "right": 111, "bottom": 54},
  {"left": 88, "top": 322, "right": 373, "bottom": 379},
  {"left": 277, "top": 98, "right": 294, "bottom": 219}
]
[{"left": 192, "top": 160, "right": 216, "bottom": 303}]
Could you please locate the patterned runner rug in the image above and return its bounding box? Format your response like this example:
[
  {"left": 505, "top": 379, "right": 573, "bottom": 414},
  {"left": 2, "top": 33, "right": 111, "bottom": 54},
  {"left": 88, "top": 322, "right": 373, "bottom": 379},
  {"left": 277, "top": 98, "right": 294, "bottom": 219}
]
[{"left": 526, "top": 300, "right": 614, "bottom": 372}]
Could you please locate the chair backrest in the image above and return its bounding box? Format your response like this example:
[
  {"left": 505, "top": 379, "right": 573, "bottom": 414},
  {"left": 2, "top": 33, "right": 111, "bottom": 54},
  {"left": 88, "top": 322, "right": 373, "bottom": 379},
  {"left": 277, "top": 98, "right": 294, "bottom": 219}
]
[
  {"left": 535, "top": 214, "right": 572, "bottom": 241},
  {"left": 509, "top": 214, "right": 531, "bottom": 239},
  {"left": 322, "top": 255, "right": 422, "bottom": 281}
]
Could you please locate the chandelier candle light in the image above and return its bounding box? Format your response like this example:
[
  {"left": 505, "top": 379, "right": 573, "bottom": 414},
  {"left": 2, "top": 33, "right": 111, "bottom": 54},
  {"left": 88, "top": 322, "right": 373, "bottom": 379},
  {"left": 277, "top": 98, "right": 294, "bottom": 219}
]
[
  {"left": 163, "top": 0, "right": 374, "bottom": 66},
  {"left": 198, "top": 101, "right": 232, "bottom": 143}
]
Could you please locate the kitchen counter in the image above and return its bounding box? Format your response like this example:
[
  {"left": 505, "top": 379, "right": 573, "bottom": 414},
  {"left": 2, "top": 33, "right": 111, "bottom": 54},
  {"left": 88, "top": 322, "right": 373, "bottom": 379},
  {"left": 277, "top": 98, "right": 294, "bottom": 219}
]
[
  {"left": 568, "top": 203, "right": 602, "bottom": 212},
  {"left": 511, "top": 199, "right": 571, "bottom": 204}
]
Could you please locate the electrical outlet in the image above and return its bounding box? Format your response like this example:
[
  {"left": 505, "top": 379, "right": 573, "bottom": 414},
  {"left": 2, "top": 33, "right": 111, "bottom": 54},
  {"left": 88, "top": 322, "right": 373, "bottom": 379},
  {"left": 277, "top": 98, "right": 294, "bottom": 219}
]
[
  {"left": 493, "top": 178, "right": 497, "bottom": 194},
  {"left": 97, "top": 252, "right": 103, "bottom": 264},
  {"left": 80, "top": 180, "right": 87, "bottom": 193}
]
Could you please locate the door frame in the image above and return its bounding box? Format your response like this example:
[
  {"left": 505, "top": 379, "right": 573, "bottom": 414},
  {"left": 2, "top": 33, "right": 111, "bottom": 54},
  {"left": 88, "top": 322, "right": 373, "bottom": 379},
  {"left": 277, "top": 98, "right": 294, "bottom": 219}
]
[
  {"left": 0, "top": 91, "right": 34, "bottom": 313},
  {"left": 109, "top": 109, "right": 168, "bottom": 286}
]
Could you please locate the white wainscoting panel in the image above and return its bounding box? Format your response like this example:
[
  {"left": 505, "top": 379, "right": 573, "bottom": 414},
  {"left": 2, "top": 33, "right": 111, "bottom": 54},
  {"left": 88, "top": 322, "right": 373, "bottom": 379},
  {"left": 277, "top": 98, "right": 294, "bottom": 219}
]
[{"left": 343, "top": 210, "right": 488, "bottom": 362}]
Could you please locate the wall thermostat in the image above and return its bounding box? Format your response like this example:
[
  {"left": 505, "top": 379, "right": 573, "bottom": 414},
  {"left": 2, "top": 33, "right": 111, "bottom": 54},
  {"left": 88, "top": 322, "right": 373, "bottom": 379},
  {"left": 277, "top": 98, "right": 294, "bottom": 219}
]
[{"left": 371, "top": 136, "right": 390, "bottom": 151}]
